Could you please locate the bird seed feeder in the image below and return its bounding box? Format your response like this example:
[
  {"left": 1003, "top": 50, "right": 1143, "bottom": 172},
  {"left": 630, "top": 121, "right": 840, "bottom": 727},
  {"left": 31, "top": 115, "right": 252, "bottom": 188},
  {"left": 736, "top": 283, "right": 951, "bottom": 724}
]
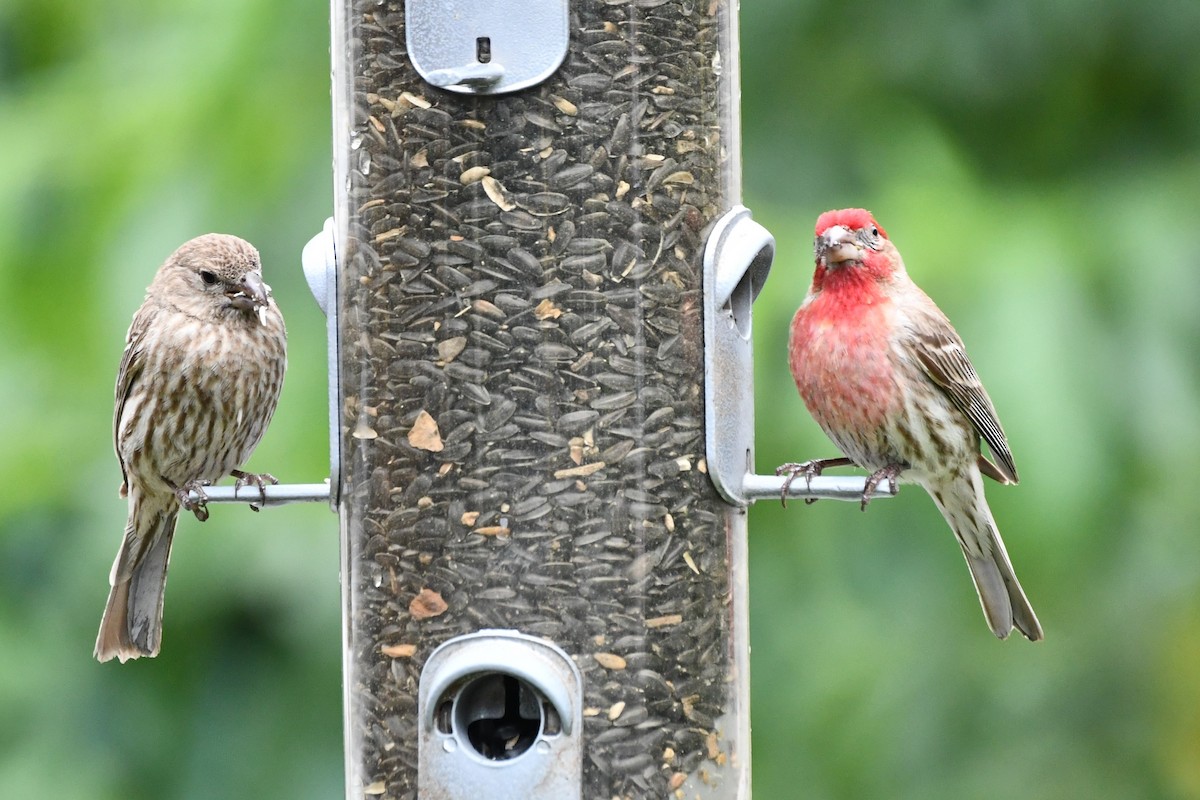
[{"left": 215, "top": 1, "right": 891, "bottom": 797}]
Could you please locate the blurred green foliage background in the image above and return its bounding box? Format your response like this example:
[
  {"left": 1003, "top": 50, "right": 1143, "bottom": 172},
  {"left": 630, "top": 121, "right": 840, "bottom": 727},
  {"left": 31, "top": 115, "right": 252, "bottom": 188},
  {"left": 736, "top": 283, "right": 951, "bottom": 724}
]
[{"left": 2, "top": 0, "right": 1199, "bottom": 798}]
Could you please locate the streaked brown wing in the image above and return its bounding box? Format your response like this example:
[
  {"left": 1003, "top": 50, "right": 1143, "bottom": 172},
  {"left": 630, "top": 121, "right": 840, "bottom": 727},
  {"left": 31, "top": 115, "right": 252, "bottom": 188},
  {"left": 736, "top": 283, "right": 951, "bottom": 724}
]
[
  {"left": 113, "top": 308, "right": 151, "bottom": 491},
  {"left": 914, "top": 325, "right": 1018, "bottom": 484}
]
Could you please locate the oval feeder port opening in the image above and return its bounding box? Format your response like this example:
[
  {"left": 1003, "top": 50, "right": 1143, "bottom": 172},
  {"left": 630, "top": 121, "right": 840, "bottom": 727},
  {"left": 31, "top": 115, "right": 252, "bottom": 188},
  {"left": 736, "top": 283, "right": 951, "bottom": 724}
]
[
  {"left": 439, "top": 672, "right": 554, "bottom": 761},
  {"left": 417, "top": 631, "right": 583, "bottom": 799}
]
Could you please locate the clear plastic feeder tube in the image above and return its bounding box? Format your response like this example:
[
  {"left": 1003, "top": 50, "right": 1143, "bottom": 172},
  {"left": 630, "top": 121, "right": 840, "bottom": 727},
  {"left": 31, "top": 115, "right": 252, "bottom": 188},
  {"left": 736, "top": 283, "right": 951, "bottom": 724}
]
[{"left": 333, "top": 2, "right": 749, "bottom": 797}]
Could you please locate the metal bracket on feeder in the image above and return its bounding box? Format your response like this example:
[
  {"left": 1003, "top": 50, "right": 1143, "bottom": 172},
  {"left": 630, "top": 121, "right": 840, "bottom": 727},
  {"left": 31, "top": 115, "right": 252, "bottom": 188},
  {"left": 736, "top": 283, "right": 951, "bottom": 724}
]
[
  {"left": 187, "top": 218, "right": 340, "bottom": 511},
  {"left": 406, "top": 0, "right": 570, "bottom": 95},
  {"left": 302, "top": 217, "right": 341, "bottom": 510},
  {"left": 702, "top": 205, "right": 898, "bottom": 507}
]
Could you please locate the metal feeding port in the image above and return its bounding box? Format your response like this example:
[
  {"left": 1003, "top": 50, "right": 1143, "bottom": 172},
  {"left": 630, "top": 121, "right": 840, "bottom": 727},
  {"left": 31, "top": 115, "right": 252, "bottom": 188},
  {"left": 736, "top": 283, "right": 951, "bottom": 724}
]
[
  {"left": 702, "top": 205, "right": 897, "bottom": 507},
  {"left": 406, "top": 0, "right": 570, "bottom": 95},
  {"left": 418, "top": 631, "right": 583, "bottom": 800}
]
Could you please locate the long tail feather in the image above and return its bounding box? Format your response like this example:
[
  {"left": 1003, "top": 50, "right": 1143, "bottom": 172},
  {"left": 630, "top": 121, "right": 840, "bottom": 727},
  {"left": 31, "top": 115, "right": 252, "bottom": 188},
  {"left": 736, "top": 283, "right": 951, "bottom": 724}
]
[
  {"left": 95, "top": 500, "right": 178, "bottom": 663},
  {"left": 929, "top": 471, "right": 1042, "bottom": 641}
]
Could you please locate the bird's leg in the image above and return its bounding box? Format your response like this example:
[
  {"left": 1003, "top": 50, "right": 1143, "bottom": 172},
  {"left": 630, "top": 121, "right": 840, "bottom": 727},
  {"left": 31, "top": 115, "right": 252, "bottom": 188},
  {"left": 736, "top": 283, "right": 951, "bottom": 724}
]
[
  {"left": 175, "top": 479, "right": 212, "bottom": 522},
  {"left": 231, "top": 470, "right": 278, "bottom": 512},
  {"left": 861, "top": 463, "right": 904, "bottom": 511},
  {"left": 775, "top": 457, "right": 855, "bottom": 508}
]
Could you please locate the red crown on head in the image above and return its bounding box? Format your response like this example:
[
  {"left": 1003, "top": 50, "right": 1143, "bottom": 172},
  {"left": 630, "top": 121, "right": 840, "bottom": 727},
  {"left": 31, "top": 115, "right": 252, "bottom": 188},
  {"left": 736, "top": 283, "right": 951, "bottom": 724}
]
[{"left": 814, "top": 208, "right": 887, "bottom": 239}]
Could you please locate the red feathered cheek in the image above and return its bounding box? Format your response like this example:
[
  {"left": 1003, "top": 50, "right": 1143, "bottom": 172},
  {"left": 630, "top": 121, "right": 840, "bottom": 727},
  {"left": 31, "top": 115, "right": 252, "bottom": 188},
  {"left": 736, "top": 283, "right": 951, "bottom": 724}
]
[{"left": 860, "top": 248, "right": 896, "bottom": 279}]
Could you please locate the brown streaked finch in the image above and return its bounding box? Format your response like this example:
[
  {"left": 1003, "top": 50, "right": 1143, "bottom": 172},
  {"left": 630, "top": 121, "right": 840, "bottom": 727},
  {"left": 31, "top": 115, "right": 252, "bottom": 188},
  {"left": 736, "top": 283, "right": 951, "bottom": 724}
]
[
  {"left": 95, "top": 234, "right": 287, "bottom": 663},
  {"left": 778, "top": 208, "right": 1041, "bottom": 641}
]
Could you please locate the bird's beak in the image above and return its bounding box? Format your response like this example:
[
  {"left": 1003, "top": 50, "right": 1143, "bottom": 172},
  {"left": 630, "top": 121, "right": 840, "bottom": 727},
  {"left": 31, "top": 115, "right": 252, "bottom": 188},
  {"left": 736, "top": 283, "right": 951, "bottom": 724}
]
[
  {"left": 226, "top": 271, "right": 271, "bottom": 323},
  {"left": 815, "top": 225, "right": 864, "bottom": 267}
]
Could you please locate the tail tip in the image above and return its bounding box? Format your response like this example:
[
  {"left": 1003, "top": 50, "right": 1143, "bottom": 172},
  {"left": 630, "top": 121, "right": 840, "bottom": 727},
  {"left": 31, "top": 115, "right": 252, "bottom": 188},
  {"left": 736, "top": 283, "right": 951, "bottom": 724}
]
[
  {"left": 94, "top": 634, "right": 158, "bottom": 663},
  {"left": 987, "top": 614, "right": 1044, "bottom": 643}
]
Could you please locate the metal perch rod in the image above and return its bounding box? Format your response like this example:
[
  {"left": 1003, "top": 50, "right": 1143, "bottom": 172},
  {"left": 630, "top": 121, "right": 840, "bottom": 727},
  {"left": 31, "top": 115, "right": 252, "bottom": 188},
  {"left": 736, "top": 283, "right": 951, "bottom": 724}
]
[
  {"left": 190, "top": 477, "right": 890, "bottom": 508},
  {"left": 741, "top": 474, "right": 899, "bottom": 504},
  {"left": 188, "top": 482, "right": 332, "bottom": 507}
]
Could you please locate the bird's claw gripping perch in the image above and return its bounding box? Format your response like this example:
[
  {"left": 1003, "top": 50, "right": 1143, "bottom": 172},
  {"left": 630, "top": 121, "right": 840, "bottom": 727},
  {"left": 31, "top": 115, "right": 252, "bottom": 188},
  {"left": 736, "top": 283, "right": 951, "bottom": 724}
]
[
  {"left": 176, "top": 479, "right": 212, "bottom": 522},
  {"left": 861, "top": 463, "right": 904, "bottom": 511},
  {"left": 775, "top": 457, "right": 855, "bottom": 507},
  {"left": 231, "top": 470, "right": 279, "bottom": 511}
]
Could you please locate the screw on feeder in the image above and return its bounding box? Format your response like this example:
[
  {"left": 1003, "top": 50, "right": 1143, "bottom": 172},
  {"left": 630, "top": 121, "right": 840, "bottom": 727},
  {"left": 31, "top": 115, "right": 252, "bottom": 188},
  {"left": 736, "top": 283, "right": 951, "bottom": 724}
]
[
  {"left": 187, "top": 219, "right": 340, "bottom": 511},
  {"left": 701, "top": 205, "right": 899, "bottom": 507}
]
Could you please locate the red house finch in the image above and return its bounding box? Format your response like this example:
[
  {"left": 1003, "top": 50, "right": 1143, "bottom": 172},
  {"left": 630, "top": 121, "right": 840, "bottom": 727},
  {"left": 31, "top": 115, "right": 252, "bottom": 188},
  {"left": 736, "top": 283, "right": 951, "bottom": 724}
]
[
  {"left": 779, "top": 208, "right": 1041, "bottom": 641},
  {"left": 95, "top": 234, "right": 287, "bottom": 663}
]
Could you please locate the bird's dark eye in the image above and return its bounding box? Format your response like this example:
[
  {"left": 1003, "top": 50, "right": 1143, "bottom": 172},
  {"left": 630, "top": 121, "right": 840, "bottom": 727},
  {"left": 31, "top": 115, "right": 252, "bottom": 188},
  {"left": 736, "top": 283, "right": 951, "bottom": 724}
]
[
  {"left": 870, "top": 226, "right": 880, "bottom": 238},
  {"left": 199, "top": 270, "right": 218, "bottom": 286}
]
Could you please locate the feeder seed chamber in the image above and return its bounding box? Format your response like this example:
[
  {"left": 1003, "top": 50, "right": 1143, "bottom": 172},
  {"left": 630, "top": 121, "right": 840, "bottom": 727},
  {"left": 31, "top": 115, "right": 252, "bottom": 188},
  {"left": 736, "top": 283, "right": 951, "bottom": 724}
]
[{"left": 205, "top": 1, "right": 894, "bottom": 797}]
